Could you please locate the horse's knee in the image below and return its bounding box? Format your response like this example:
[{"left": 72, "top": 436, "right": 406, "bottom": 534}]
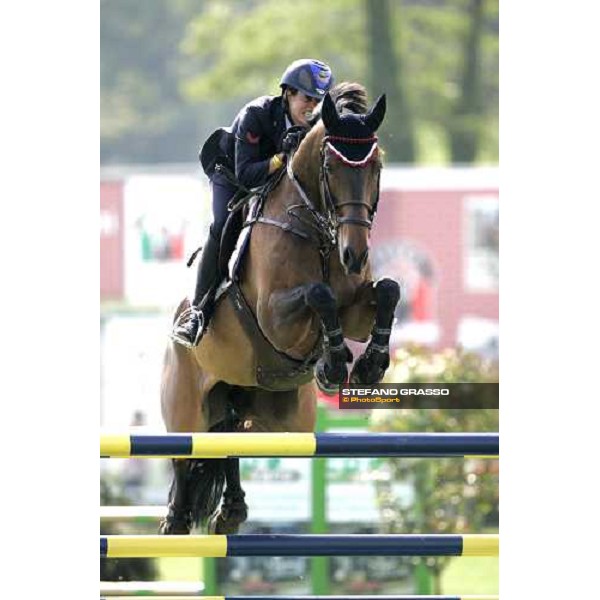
[
  {"left": 375, "top": 277, "right": 401, "bottom": 309},
  {"left": 305, "top": 282, "right": 335, "bottom": 313}
]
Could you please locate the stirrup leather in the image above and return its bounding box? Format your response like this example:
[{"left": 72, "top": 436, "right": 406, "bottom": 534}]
[{"left": 192, "top": 311, "right": 207, "bottom": 346}]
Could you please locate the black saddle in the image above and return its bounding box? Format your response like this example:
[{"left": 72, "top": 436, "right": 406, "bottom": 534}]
[{"left": 199, "top": 127, "right": 235, "bottom": 178}]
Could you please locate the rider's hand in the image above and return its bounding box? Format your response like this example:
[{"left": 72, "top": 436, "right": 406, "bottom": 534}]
[
  {"left": 269, "top": 153, "right": 285, "bottom": 174},
  {"left": 281, "top": 126, "right": 308, "bottom": 154}
]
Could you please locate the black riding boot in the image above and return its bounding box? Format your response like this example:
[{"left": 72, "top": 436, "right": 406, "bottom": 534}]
[{"left": 172, "top": 230, "right": 220, "bottom": 348}]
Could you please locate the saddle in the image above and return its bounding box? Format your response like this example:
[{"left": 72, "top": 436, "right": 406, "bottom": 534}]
[{"left": 199, "top": 127, "right": 234, "bottom": 178}]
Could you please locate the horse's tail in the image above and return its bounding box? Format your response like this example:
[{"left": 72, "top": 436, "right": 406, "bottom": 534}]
[{"left": 187, "top": 403, "right": 240, "bottom": 529}]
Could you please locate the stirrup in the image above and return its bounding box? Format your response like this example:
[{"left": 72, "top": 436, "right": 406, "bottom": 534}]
[
  {"left": 170, "top": 330, "right": 194, "bottom": 349},
  {"left": 170, "top": 306, "right": 201, "bottom": 349}
]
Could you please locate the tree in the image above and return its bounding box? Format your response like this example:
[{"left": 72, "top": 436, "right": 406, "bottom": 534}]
[
  {"left": 181, "top": 0, "right": 365, "bottom": 101},
  {"left": 365, "top": 0, "right": 416, "bottom": 162},
  {"left": 448, "top": 0, "right": 485, "bottom": 162},
  {"left": 399, "top": 0, "right": 498, "bottom": 163},
  {"left": 181, "top": 0, "right": 498, "bottom": 164},
  {"left": 100, "top": 0, "right": 498, "bottom": 165},
  {"left": 100, "top": 0, "right": 206, "bottom": 164}
]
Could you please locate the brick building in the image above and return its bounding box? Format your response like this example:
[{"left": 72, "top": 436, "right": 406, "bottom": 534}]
[{"left": 101, "top": 165, "right": 498, "bottom": 353}]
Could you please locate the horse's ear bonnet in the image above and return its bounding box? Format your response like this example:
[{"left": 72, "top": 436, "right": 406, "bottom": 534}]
[
  {"left": 321, "top": 93, "right": 339, "bottom": 131},
  {"left": 364, "top": 94, "right": 386, "bottom": 132},
  {"left": 321, "top": 92, "right": 385, "bottom": 164}
]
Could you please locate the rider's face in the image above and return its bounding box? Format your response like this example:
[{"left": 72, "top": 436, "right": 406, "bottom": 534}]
[{"left": 286, "top": 89, "right": 320, "bottom": 127}]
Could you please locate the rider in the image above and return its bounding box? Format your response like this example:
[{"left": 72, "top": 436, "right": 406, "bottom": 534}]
[{"left": 172, "top": 58, "right": 335, "bottom": 347}]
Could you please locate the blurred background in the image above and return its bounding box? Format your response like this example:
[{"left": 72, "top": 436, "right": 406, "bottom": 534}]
[{"left": 100, "top": 0, "right": 498, "bottom": 596}]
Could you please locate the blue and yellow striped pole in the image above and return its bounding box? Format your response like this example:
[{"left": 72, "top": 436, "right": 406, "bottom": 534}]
[
  {"left": 100, "top": 433, "right": 499, "bottom": 458},
  {"left": 100, "top": 534, "right": 498, "bottom": 558}
]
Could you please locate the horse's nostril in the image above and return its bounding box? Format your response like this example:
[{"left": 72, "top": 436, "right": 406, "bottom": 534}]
[
  {"left": 360, "top": 249, "right": 369, "bottom": 268},
  {"left": 343, "top": 247, "right": 353, "bottom": 266},
  {"left": 342, "top": 247, "right": 365, "bottom": 274}
]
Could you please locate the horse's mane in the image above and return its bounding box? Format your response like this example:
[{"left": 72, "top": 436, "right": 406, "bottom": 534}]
[{"left": 308, "top": 82, "right": 369, "bottom": 125}]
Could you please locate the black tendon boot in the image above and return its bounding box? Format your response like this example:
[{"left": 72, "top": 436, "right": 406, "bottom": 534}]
[{"left": 171, "top": 230, "right": 221, "bottom": 348}]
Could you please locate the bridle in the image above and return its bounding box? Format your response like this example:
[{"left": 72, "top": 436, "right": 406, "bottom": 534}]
[
  {"left": 286, "top": 132, "right": 381, "bottom": 245},
  {"left": 283, "top": 132, "right": 382, "bottom": 279},
  {"left": 248, "top": 130, "right": 382, "bottom": 281},
  {"left": 319, "top": 134, "right": 381, "bottom": 231}
]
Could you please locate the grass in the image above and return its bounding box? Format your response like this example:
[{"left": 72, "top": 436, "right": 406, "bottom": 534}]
[
  {"left": 441, "top": 556, "right": 499, "bottom": 594},
  {"left": 154, "top": 555, "right": 498, "bottom": 594},
  {"left": 156, "top": 557, "right": 204, "bottom": 581}
]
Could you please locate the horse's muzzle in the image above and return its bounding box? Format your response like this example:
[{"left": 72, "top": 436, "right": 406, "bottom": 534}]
[{"left": 342, "top": 247, "right": 369, "bottom": 275}]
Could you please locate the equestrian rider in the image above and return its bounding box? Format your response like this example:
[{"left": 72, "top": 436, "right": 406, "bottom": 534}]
[{"left": 172, "top": 58, "right": 335, "bottom": 347}]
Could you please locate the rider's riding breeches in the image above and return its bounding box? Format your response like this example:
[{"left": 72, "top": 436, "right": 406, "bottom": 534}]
[
  {"left": 190, "top": 173, "right": 239, "bottom": 308},
  {"left": 211, "top": 172, "right": 238, "bottom": 236}
]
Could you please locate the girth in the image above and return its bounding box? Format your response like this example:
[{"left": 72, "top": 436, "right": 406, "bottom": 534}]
[{"left": 227, "top": 281, "right": 322, "bottom": 392}]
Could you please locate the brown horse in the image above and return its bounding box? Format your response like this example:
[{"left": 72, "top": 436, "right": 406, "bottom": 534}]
[{"left": 160, "top": 83, "right": 400, "bottom": 535}]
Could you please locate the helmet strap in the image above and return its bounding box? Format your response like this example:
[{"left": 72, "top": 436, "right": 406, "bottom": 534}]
[{"left": 282, "top": 89, "right": 292, "bottom": 120}]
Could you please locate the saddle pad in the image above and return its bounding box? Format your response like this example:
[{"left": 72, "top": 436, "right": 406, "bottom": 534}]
[
  {"left": 228, "top": 195, "right": 260, "bottom": 281},
  {"left": 214, "top": 196, "right": 259, "bottom": 303}
]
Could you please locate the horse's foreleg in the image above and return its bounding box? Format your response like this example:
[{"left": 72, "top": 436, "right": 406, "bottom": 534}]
[
  {"left": 267, "top": 282, "right": 351, "bottom": 392},
  {"left": 349, "top": 277, "right": 401, "bottom": 385},
  {"left": 304, "top": 282, "right": 353, "bottom": 394}
]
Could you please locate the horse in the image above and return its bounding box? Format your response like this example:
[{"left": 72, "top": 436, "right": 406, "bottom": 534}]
[{"left": 159, "top": 82, "right": 401, "bottom": 535}]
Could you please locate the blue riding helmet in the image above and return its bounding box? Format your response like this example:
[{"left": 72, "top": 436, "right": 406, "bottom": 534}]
[{"left": 280, "top": 59, "right": 334, "bottom": 99}]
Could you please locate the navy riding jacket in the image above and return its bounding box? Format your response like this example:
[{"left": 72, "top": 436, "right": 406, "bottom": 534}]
[{"left": 201, "top": 95, "right": 289, "bottom": 189}]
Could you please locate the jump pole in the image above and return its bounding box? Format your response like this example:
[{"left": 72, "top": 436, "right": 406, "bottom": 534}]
[
  {"left": 100, "top": 432, "right": 499, "bottom": 458},
  {"left": 100, "top": 534, "right": 499, "bottom": 558}
]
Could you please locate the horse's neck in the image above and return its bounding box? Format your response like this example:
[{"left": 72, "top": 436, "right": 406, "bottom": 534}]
[{"left": 290, "top": 128, "right": 323, "bottom": 208}]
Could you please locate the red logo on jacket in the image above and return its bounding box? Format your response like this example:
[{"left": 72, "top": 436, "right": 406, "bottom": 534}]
[{"left": 246, "top": 131, "right": 260, "bottom": 144}]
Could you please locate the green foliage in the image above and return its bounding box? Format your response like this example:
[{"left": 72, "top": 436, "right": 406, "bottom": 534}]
[
  {"left": 366, "top": 0, "right": 416, "bottom": 162},
  {"left": 100, "top": 0, "right": 498, "bottom": 164},
  {"left": 372, "top": 345, "right": 498, "bottom": 593},
  {"left": 101, "top": 0, "right": 207, "bottom": 163},
  {"left": 181, "top": 0, "right": 364, "bottom": 101},
  {"left": 385, "top": 343, "right": 499, "bottom": 385},
  {"left": 180, "top": 0, "right": 498, "bottom": 164}
]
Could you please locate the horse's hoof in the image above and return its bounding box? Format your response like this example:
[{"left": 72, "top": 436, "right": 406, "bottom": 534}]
[
  {"left": 207, "top": 506, "right": 248, "bottom": 535},
  {"left": 314, "top": 359, "right": 344, "bottom": 395},
  {"left": 349, "top": 351, "right": 388, "bottom": 385},
  {"left": 206, "top": 512, "right": 220, "bottom": 534},
  {"left": 208, "top": 514, "right": 240, "bottom": 534},
  {"left": 325, "top": 364, "right": 348, "bottom": 386},
  {"left": 159, "top": 515, "right": 192, "bottom": 535},
  {"left": 315, "top": 374, "right": 340, "bottom": 396}
]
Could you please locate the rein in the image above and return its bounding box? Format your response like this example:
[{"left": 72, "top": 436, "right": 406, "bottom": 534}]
[
  {"left": 247, "top": 131, "right": 381, "bottom": 281},
  {"left": 283, "top": 133, "right": 380, "bottom": 280}
]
